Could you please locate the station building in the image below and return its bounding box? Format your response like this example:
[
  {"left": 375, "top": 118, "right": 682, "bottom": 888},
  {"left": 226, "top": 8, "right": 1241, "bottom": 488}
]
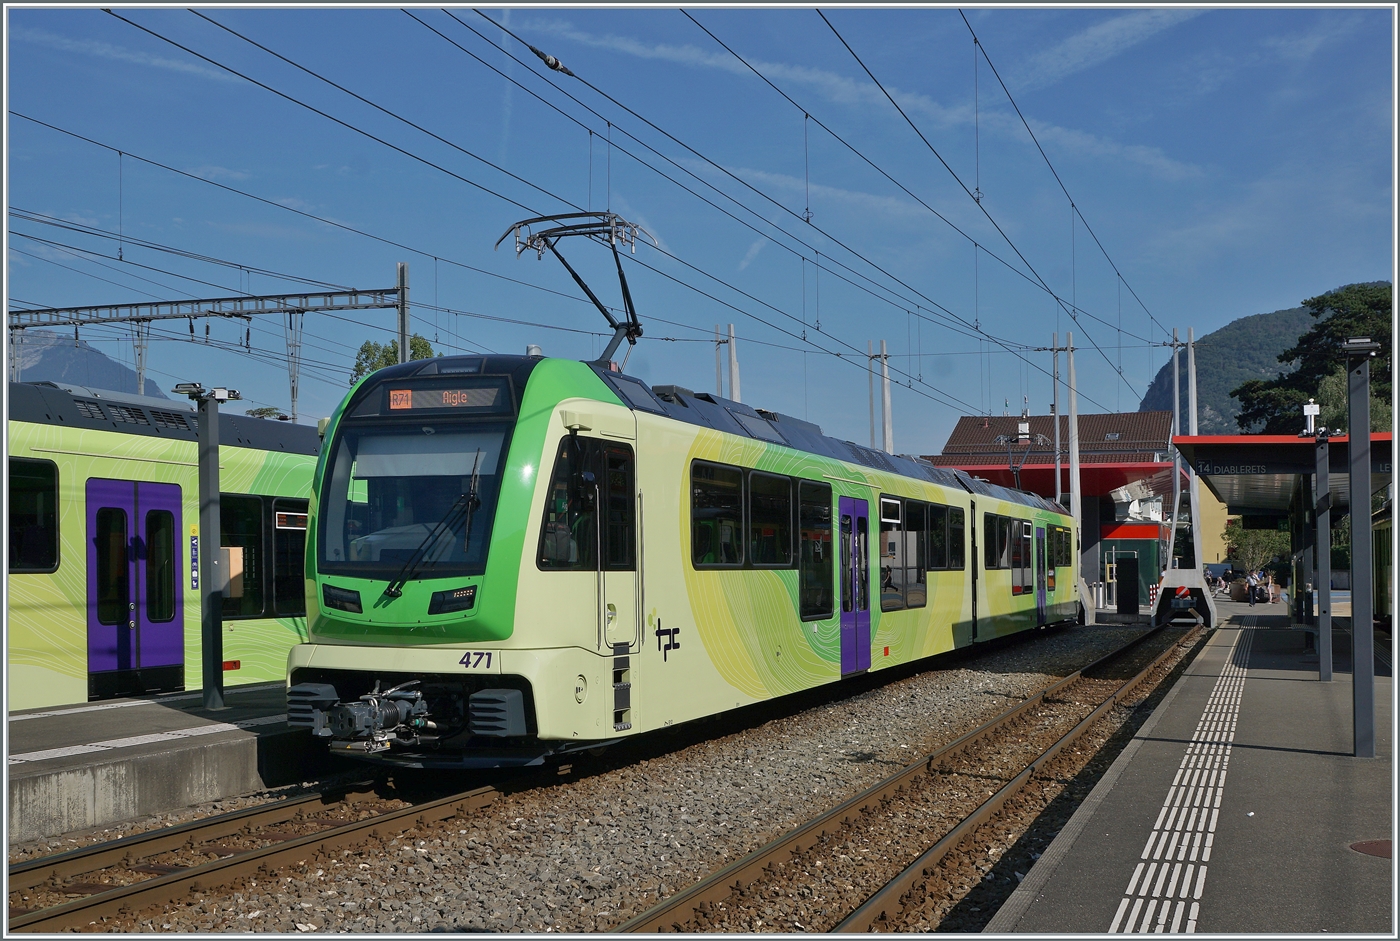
[{"left": 926, "top": 411, "right": 1226, "bottom": 606}]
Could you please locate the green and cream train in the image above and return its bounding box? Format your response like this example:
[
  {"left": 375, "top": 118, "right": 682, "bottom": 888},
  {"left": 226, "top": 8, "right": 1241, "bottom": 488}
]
[
  {"left": 8, "top": 381, "right": 319, "bottom": 710},
  {"left": 287, "top": 354, "right": 1079, "bottom": 767}
]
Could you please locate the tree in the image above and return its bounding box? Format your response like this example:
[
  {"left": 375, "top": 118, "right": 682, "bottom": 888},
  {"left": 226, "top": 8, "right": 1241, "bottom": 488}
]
[
  {"left": 1220, "top": 519, "right": 1290, "bottom": 574},
  {"left": 350, "top": 334, "right": 437, "bottom": 383},
  {"left": 1231, "top": 282, "right": 1391, "bottom": 433},
  {"left": 244, "top": 406, "right": 287, "bottom": 420}
]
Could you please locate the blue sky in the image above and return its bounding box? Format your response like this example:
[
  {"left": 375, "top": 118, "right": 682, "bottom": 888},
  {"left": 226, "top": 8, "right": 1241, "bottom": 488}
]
[{"left": 5, "top": 6, "right": 1394, "bottom": 454}]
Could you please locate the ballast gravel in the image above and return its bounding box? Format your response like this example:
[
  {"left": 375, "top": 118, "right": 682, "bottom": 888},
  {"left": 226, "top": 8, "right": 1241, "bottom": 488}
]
[{"left": 58, "top": 624, "right": 1148, "bottom": 933}]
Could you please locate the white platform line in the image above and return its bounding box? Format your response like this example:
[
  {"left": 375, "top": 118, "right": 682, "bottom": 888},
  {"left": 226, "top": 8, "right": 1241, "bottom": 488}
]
[
  {"left": 8, "top": 714, "right": 287, "bottom": 765},
  {"left": 1107, "top": 620, "right": 1254, "bottom": 933}
]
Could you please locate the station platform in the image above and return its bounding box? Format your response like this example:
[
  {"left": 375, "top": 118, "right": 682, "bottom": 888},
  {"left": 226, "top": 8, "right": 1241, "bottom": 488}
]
[
  {"left": 991, "top": 600, "right": 1393, "bottom": 934},
  {"left": 6, "top": 682, "right": 332, "bottom": 846}
]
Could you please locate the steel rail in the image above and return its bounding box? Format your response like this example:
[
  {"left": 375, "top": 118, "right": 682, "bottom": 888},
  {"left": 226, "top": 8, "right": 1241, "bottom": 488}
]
[
  {"left": 617, "top": 625, "right": 1175, "bottom": 933},
  {"left": 836, "top": 622, "right": 1204, "bottom": 931},
  {"left": 8, "top": 784, "right": 501, "bottom": 932}
]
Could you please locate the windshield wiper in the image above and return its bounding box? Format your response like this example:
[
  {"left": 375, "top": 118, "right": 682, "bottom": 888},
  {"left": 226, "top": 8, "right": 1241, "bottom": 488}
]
[{"left": 382, "top": 450, "right": 483, "bottom": 598}]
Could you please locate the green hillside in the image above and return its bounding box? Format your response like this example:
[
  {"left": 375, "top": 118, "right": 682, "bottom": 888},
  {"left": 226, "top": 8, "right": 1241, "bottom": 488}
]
[{"left": 1139, "top": 282, "right": 1388, "bottom": 432}]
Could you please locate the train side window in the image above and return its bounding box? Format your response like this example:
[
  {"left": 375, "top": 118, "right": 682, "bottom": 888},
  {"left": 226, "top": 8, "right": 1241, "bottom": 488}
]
[
  {"left": 273, "top": 498, "right": 309, "bottom": 615},
  {"left": 984, "top": 515, "right": 997, "bottom": 570},
  {"left": 692, "top": 461, "right": 744, "bottom": 567},
  {"left": 927, "top": 503, "right": 948, "bottom": 570},
  {"left": 145, "top": 509, "right": 176, "bottom": 622},
  {"left": 879, "top": 498, "right": 904, "bottom": 611},
  {"left": 904, "top": 501, "right": 927, "bottom": 609},
  {"left": 1021, "top": 521, "right": 1034, "bottom": 594},
  {"left": 997, "top": 516, "right": 1012, "bottom": 569},
  {"left": 748, "top": 472, "right": 792, "bottom": 567},
  {"left": 798, "top": 481, "right": 833, "bottom": 620},
  {"left": 221, "top": 495, "right": 265, "bottom": 618},
  {"left": 840, "top": 513, "right": 853, "bottom": 613},
  {"left": 94, "top": 507, "right": 129, "bottom": 625},
  {"left": 948, "top": 507, "right": 965, "bottom": 570},
  {"left": 1010, "top": 519, "right": 1024, "bottom": 593},
  {"left": 602, "top": 445, "right": 636, "bottom": 571},
  {"left": 9, "top": 457, "right": 59, "bottom": 573}
]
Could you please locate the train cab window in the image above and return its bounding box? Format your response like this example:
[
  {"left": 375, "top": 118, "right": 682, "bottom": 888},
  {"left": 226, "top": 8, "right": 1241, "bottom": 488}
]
[
  {"left": 273, "top": 499, "right": 309, "bottom": 616},
  {"left": 145, "top": 510, "right": 176, "bottom": 622},
  {"left": 691, "top": 461, "right": 743, "bottom": 567},
  {"left": 221, "top": 495, "right": 265, "bottom": 618},
  {"left": 540, "top": 436, "right": 599, "bottom": 570},
  {"left": 749, "top": 472, "right": 793, "bottom": 566},
  {"left": 927, "top": 504, "right": 948, "bottom": 570},
  {"left": 879, "top": 498, "right": 904, "bottom": 611},
  {"left": 9, "top": 457, "right": 58, "bottom": 573},
  {"left": 94, "top": 507, "right": 129, "bottom": 625},
  {"left": 903, "top": 501, "right": 927, "bottom": 609},
  {"left": 949, "top": 507, "right": 965, "bottom": 570},
  {"left": 798, "top": 481, "right": 833, "bottom": 620},
  {"left": 539, "top": 437, "right": 635, "bottom": 572}
]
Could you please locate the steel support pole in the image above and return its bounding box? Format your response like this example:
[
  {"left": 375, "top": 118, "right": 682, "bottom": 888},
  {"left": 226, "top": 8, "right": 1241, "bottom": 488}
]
[
  {"left": 868, "top": 340, "right": 876, "bottom": 448},
  {"left": 1347, "top": 346, "right": 1376, "bottom": 758},
  {"left": 197, "top": 396, "right": 225, "bottom": 709},
  {"left": 880, "top": 339, "right": 893, "bottom": 453},
  {"left": 1166, "top": 329, "right": 1180, "bottom": 571},
  {"left": 1067, "top": 332, "right": 1084, "bottom": 602},
  {"left": 727, "top": 324, "right": 740, "bottom": 402},
  {"left": 1316, "top": 435, "right": 1332, "bottom": 682},
  {"left": 396, "top": 262, "right": 410, "bottom": 364},
  {"left": 1188, "top": 328, "right": 1202, "bottom": 571},
  {"left": 1053, "top": 333, "right": 1061, "bottom": 506},
  {"left": 715, "top": 325, "right": 723, "bottom": 395}
]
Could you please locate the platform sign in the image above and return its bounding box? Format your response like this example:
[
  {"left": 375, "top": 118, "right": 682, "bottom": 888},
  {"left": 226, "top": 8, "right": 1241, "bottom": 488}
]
[{"left": 190, "top": 526, "right": 199, "bottom": 590}]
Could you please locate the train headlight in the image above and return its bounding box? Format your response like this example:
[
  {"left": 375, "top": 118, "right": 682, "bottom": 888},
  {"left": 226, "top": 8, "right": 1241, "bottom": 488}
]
[
  {"left": 322, "top": 583, "right": 363, "bottom": 613},
  {"left": 428, "top": 585, "right": 477, "bottom": 614}
]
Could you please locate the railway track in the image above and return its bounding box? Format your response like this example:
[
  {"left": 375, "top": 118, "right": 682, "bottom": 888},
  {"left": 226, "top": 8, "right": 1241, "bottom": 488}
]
[
  {"left": 6, "top": 780, "right": 500, "bottom": 933},
  {"left": 619, "top": 623, "right": 1206, "bottom": 933}
]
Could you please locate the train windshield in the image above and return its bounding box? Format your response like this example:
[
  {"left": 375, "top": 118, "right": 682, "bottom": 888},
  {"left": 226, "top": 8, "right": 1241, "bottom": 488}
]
[{"left": 318, "top": 421, "right": 510, "bottom": 579}]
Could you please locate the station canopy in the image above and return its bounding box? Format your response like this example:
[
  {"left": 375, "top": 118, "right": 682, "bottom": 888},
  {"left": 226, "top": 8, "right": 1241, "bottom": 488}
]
[{"left": 1175, "top": 433, "right": 1393, "bottom": 515}]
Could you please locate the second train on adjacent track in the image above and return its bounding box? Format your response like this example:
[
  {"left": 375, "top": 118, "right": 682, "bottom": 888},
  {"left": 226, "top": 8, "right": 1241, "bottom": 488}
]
[{"left": 287, "top": 354, "right": 1079, "bottom": 766}]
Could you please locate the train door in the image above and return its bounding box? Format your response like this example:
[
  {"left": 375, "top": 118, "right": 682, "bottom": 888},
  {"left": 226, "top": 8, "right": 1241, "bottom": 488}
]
[
  {"left": 599, "top": 443, "right": 639, "bottom": 651},
  {"left": 1035, "top": 524, "right": 1048, "bottom": 626},
  {"left": 838, "top": 495, "right": 871, "bottom": 675},
  {"left": 86, "top": 478, "right": 184, "bottom": 699}
]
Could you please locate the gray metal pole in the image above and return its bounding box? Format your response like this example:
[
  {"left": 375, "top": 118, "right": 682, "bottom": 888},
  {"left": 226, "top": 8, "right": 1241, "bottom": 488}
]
[
  {"left": 197, "top": 395, "right": 225, "bottom": 709},
  {"left": 1067, "top": 332, "right": 1083, "bottom": 593},
  {"left": 881, "top": 339, "right": 893, "bottom": 453},
  {"left": 715, "top": 325, "right": 723, "bottom": 395},
  {"left": 396, "top": 262, "right": 410, "bottom": 364},
  {"left": 1316, "top": 434, "right": 1332, "bottom": 682},
  {"left": 868, "top": 340, "right": 876, "bottom": 448},
  {"left": 1166, "top": 329, "right": 1180, "bottom": 570},
  {"left": 1346, "top": 341, "right": 1378, "bottom": 757},
  {"left": 1053, "top": 333, "right": 1061, "bottom": 506},
  {"left": 1188, "top": 328, "right": 1203, "bottom": 571},
  {"left": 727, "top": 324, "right": 740, "bottom": 402}
]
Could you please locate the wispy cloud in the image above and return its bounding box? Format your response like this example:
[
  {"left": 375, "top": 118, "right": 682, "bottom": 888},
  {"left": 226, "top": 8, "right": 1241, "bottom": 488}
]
[
  {"left": 1009, "top": 9, "right": 1205, "bottom": 92},
  {"left": 187, "top": 165, "right": 250, "bottom": 182},
  {"left": 737, "top": 237, "right": 766, "bottom": 271},
  {"left": 727, "top": 166, "right": 929, "bottom": 220},
  {"left": 1261, "top": 15, "right": 1362, "bottom": 62},
  {"left": 521, "top": 16, "right": 1197, "bottom": 182},
  {"left": 12, "top": 26, "right": 242, "bottom": 84}
]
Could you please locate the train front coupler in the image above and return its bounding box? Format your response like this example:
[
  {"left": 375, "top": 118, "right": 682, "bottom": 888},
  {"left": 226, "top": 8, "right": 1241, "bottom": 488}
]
[{"left": 288, "top": 680, "right": 433, "bottom": 754}]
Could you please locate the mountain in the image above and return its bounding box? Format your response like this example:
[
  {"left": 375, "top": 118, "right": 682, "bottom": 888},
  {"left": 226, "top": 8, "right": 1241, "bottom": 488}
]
[
  {"left": 1137, "top": 286, "right": 1385, "bottom": 433},
  {"left": 8, "top": 329, "right": 167, "bottom": 398}
]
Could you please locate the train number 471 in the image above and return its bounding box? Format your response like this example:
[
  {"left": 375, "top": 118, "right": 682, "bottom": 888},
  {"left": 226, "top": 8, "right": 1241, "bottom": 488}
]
[{"left": 459, "top": 651, "right": 492, "bottom": 669}]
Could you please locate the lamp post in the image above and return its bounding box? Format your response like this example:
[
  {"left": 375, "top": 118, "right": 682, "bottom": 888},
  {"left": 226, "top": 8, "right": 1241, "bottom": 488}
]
[
  {"left": 1342, "top": 337, "right": 1380, "bottom": 758},
  {"left": 174, "top": 382, "right": 241, "bottom": 709},
  {"left": 1301, "top": 399, "right": 1332, "bottom": 682}
]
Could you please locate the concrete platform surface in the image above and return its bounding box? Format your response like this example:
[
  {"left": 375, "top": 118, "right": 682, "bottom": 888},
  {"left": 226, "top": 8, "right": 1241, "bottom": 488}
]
[
  {"left": 991, "top": 601, "right": 1393, "bottom": 935},
  {"left": 7, "top": 682, "right": 332, "bottom": 845}
]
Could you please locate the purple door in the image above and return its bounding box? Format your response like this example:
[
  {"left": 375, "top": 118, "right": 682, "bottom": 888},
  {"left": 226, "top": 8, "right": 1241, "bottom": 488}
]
[
  {"left": 839, "top": 496, "right": 871, "bottom": 675},
  {"left": 86, "top": 478, "right": 184, "bottom": 698}
]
